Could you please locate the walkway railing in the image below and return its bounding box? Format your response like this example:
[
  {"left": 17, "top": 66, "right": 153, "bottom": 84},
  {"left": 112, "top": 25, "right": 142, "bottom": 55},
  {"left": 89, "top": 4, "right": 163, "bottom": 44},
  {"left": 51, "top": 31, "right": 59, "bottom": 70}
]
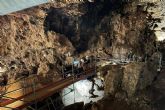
[
  {"left": 0, "top": 61, "right": 96, "bottom": 110},
  {"left": 0, "top": 54, "right": 151, "bottom": 110}
]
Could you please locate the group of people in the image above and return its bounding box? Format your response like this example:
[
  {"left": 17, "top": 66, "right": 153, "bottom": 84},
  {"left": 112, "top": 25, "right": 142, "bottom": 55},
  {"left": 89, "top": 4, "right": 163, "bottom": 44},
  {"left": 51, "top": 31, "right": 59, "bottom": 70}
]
[
  {"left": 63, "top": 55, "right": 95, "bottom": 78},
  {"left": 127, "top": 51, "right": 147, "bottom": 62}
]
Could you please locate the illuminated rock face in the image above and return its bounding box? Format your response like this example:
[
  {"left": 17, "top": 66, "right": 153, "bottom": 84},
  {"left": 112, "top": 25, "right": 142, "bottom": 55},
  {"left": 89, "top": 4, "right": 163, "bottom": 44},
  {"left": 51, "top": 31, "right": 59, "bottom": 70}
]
[
  {"left": 0, "top": 1, "right": 164, "bottom": 109},
  {"left": 147, "top": 0, "right": 165, "bottom": 41},
  {"left": 0, "top": 0, "right": 159, "bottom": 82},
  {"left": 103, "top": 62, "right": 158, "bottom": 98},
  {"left": 61, "top": 78, "right": 104, "bottom": 106}
]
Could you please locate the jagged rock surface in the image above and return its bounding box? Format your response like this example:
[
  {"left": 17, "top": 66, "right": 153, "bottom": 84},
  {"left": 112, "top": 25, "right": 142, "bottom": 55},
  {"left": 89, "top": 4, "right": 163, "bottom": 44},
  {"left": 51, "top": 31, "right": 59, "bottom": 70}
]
[
  {"left": 0, "top": 0, "right": 164, "bottom": 110},
  {"left": 0, "top": 4, "right": 75, "bottom": 80}
]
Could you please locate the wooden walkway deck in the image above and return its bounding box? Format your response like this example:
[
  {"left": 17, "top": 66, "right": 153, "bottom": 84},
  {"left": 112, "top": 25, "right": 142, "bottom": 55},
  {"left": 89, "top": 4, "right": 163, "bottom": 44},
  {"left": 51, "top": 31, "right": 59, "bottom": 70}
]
[{"left": 0, "top": 68, "right": 95, "bottom": 110}]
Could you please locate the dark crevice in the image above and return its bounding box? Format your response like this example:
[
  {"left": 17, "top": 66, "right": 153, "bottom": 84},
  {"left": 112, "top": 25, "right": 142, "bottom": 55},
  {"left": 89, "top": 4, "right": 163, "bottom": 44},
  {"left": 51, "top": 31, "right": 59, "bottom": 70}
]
[{"left": 44, "top": 0, "right": 124, "bottom": 53}]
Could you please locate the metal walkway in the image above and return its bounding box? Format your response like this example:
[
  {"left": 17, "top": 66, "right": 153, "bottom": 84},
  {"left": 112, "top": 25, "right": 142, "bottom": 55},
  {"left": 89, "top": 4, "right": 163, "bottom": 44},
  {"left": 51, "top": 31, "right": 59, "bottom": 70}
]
[
  {"left": 0, "top": 55, "right": 148, "bottom": 110},
  {"left": 0, "top": 66, "right": 96, "bottom": 110}
]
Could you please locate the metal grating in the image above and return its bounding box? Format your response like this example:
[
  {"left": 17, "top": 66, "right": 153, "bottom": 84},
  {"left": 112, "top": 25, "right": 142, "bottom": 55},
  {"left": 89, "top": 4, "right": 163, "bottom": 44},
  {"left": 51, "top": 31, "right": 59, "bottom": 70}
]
[{"left": 0, "top": 0, "right": 49, "bottom": 15}]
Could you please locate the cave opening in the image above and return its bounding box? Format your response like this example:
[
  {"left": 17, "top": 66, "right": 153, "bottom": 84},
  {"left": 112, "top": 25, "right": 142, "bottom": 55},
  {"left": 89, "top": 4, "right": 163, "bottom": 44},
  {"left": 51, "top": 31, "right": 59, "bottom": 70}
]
[
  {"left": 43, "top": 0, "right": 123, "bottom": 53},
  {"left": 0, "top": 0, "right": 165, "bottom": 110}
]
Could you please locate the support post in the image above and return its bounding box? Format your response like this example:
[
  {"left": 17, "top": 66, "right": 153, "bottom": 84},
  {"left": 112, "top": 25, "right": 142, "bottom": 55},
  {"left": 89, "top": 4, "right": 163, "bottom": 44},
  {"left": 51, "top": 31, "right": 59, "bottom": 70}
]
[
  {"left": 72, "top": 62, "right": 76, "bottom": 103},
  {"left": 62, "top": 64, "right": 64, "bottom": 79},
  {"left": 32, "top": 79, "right": 37, "bottom": 110},
  {"left": 95, "top": 55, "right": 97, "bottom": 75},
  {"left": 49, "top": 97, "right": 56, "bottom": 110}
]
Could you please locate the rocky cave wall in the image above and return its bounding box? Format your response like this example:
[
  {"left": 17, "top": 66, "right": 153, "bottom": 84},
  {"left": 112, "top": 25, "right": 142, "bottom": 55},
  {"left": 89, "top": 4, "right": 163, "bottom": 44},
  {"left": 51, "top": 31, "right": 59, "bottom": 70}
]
[
  {"left": 0, "top": 0, "right": 163, "bottom": 110},
  {"left": 44, "top": 0, "right": 157, "bottom": 57},
  {"left": 104, "top": 54, "right": 159, "bottom": 98},
  {"left": 0, "top": 0, "right": 157, "bottom": 80},
  {"left": 0, "top": 4, "right": 75, "bottom": 80}
]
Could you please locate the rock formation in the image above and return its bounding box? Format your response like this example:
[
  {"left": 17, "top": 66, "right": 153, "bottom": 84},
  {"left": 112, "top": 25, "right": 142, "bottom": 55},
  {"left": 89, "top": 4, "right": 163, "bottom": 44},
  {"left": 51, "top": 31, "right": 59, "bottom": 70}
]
[{"left": 0, "top": 0, "right": 164, "bottom": 110}]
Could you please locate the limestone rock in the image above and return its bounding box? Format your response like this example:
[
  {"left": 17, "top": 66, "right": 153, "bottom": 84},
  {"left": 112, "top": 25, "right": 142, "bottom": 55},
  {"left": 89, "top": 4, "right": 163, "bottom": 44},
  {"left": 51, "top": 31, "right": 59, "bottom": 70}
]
[
  {"left": 104, "top": 65, "right": 123, "bottom": 95},
  {"left": 122, "top": 63, "right": 146, "bottom": 97},
  {"left": 104, "top": 61, "right": 158, "bottom": 98}
]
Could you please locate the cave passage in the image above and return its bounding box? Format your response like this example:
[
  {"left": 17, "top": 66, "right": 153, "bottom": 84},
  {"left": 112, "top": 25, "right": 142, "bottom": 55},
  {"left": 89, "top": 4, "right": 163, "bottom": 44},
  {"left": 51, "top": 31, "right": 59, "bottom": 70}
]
[{"left": 44, "top": 0, "right": 123, "bottom": 53}]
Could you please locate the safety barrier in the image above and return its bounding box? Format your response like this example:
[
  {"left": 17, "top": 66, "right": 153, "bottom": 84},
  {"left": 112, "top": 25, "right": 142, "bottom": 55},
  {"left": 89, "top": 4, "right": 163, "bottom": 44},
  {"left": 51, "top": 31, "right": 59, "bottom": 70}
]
[{"left": 0, "top": 60, "right": 96, "bottom": 110}]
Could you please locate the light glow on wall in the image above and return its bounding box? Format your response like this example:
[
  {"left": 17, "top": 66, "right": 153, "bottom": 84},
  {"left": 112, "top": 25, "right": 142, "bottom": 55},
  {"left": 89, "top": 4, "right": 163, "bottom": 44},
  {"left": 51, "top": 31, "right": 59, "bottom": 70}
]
[{"left": 62, "top": 78, "right": 104, "bottom": 106}]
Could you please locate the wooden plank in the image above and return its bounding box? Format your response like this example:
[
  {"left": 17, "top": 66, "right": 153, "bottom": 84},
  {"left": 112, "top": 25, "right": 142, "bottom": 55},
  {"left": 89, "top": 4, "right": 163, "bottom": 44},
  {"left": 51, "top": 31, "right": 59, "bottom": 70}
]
[{"left": 0, "top": 68, "right": 95, "bottom": 110}]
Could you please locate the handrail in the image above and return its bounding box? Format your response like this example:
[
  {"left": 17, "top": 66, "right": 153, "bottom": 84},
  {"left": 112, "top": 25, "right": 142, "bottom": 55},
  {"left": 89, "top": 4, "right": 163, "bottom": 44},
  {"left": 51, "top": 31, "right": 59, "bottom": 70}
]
[
  {"left": 18, "top": 68, "right": 95, "bottom": 109},
  {"left": 0, "top": 67, "right": 95, "bottom": 107},
  {"left": 0, "top": 57, "right": 129, "bottom": 99},
  {"left": 0, "top": 78, "right": 68, "bottom": 106},
  {"left": 1, "top": 65, "right": 86, "bottom": 95},
  {"left": 0, "top": 57, "right": 131, "bottom": 98},
  {"left": 0, "top": 56, "right": 136, "bottom": 109}
]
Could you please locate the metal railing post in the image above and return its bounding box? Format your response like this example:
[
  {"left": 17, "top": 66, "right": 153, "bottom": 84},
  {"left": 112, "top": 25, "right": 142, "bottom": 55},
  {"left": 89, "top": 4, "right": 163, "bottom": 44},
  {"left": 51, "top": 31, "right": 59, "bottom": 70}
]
[
  {"left": 23, "top": 78, "right": 26, "bottom": 96},
  {"left": 32, "top": 78, "right": 37, "bottom": 110},
  {"left": 62, "top": 64, "right": 64, "bottom": 79},
  {"left": 72, "top": 62, "right": 76, "bottom": 103},
  {"left": 95, "top": 55, "right": 97, "bottom": 75},
  {"left": 49, "top": 97, "right": 56, "bottom": 110}
]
